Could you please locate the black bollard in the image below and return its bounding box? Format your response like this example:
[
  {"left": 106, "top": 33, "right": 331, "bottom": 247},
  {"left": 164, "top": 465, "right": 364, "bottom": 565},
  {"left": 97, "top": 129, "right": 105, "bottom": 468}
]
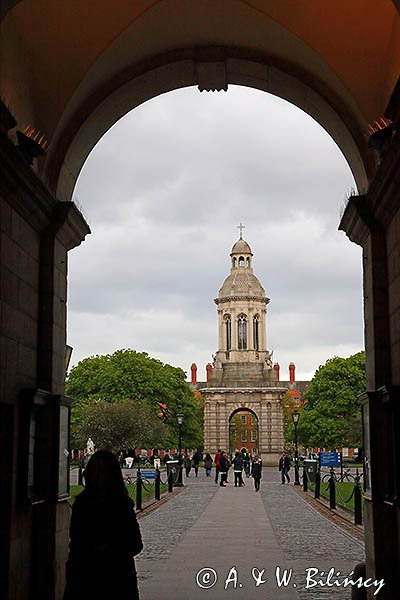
[
  {"left": 315, "top": 469, "right": 321, "bottom": 499},
  {"left": 155, "top": 468, "right": 161, "bottom": 501},
  {"left": 78, "top": 467, "right": 84, "bottom": 486},
  {"left": 329, "top": 468, "right": 336, "bottom": 510},
  {"left": 136, "top": 468, "right": 142, "bottom": 511},
  {"left": 354, "top": 469, "right": 363, "bottom": 525},
  {"left": 303, "top": 465, "right": 308, "bottom": 492},
  {"left": 168, "top": 470, "right": 173, "bottom": 493}
]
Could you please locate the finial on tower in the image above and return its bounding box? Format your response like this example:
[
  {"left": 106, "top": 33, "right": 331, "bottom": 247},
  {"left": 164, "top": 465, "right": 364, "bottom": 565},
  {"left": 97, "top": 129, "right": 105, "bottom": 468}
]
[{"left": 237, "top": 222, "right": 245, "bottom": 239}]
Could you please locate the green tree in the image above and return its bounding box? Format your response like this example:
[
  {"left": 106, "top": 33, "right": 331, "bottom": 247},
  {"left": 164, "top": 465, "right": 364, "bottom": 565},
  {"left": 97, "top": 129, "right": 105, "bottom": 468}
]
[
  {"left": 66, "top": 349, "right": 203, "bottom": 449},
  {"left": 73, "top": 398, "right": 167, "bottom": 451},
  {"left": 298, "top": 351, "right": 365, "bottom": 449}
]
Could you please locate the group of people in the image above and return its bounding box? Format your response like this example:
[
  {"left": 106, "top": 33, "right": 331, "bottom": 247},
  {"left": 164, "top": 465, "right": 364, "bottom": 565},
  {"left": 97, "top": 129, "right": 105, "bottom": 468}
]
[
  {"left": 64, "top": 447, "right": 295, "bottom": 599},
  {"left": 183, "top": 449, "right": 204, "bottom": 477},
  {"left": 213, "top": 449, "right": 263, "bottom": 492}
]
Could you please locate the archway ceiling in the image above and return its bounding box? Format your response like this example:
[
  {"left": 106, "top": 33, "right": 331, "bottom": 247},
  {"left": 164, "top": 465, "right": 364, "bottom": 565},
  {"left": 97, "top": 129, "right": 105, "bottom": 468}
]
[{"left": 2, "top": 0, "right": 399, "bottom": 191}]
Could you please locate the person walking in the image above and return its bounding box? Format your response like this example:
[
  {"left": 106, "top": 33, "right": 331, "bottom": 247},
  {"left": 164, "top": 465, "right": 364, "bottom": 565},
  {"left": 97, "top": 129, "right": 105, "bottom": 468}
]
[
  {"left": 204, "top": 453, "right": 213, "bottom": 477},
  {"left": 219, "top": 451, "right": 230, "bottom": 487},
  {"left": 242, "top": 450, "right": 251, "bottom": 477},
  {"left": 64, "top": 450, "right": 143, "bottom": 600},
  {"left": 279, "top": 451, "right": 291, "bottom": 484},
  {"left": 232, "top": 451, "right": 244, "bottom": 487},
  {"left": 184, "top": 453, "right": 192, "bottom": 477},
  {"left": 193, "top": 449, "right": 202, "bottom": 477},
  {"left": 214, "top": 449, "right": 222, "bottom": 484},
  {"left": 251, "top": 455, "right": 262, "bottom": 492}
]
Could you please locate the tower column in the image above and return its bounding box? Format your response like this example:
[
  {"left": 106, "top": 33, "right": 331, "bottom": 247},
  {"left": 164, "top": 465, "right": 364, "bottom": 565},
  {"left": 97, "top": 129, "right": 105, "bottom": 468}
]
[
  {"left": 261, "top": 308, "right": 267, "bottom": 351},
  {"left": 249, "top": 307, "right": 254, "bottom": 349},
  {"left": 231, "top": 308, "right": 238, "bottom": 350},
  {"left": 218, "top": 310, "right": 224, "bottom": 351}
]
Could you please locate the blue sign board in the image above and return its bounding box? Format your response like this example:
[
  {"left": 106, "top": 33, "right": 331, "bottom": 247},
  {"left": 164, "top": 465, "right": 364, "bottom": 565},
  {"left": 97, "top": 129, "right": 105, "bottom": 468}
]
[
  {"left": 139, "top": 469, "right": 157, "bottom": 480},
  {"left": 319, "top": 452, "right": 341, "bottom": 467}
]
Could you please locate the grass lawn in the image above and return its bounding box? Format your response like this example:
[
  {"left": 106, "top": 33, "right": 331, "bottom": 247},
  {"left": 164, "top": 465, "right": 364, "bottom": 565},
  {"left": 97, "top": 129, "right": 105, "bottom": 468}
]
[
  {"left": 69, "top": 482, "right": 168, "bottom": 506},
  {"left": 308, "top": 480, "right": 364, "bottom": 513}
]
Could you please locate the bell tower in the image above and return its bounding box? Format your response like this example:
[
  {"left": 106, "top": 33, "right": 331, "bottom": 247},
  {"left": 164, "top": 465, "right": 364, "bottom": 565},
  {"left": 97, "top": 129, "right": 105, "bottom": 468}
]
[
  {"left": 211, "top": 230, "right": 276, "bottom": 386},
  {"left": 201, "top": 228, "right": 286, "bottom": 463}
]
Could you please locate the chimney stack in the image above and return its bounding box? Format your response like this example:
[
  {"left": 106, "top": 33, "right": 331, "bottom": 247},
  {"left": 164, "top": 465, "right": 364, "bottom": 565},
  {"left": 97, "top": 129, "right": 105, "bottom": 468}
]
[
  {"left": 206, "top": 363, "right": 213, "bottom": 382},
  {"left": 289, "top": 362, "right": 296, "bottom": 384},
  {"left": 273, "top": 362, "right": 280, "bottom": 381},
  {"left": 191, "top": 363, "right": 197, "bottom": 385}
]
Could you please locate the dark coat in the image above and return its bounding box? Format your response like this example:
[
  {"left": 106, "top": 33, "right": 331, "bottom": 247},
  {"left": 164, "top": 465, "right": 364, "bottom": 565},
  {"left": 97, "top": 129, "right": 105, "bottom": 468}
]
[
  {"left": 279, "top": 455, "right": 291, "bottom": 471},
  {"left": 251, "top": 461, "right": 262, "bottom": 479},
  {"left": 64, "top": 490, "right": 143, "bottom": 600},
  {"left": 232, "top": 456, "right": 244, "bottom": 471},
  {"left": 204, "top": 457, "right": 213, "bottom": 469},
  {"left": 219, "top": 455, "right": 230, "bottom": 473}
]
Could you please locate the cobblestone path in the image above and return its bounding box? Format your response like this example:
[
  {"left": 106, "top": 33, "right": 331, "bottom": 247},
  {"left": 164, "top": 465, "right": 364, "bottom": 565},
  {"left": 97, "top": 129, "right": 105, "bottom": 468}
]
[
  {"left": 260, "top": 478, "right": 365, "bottom": 599},
  {"left": 135, "top": 469, "right": 365, "bottom": 600}
]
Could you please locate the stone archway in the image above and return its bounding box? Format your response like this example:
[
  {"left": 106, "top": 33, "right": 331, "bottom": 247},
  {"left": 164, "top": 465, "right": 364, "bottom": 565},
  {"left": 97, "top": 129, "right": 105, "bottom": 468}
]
[
  {"left": 1, "top": 2, "right": 400, "bottom": 598},
  {"left": 51, "top": 50, "right": 370, "bottom": 202},
  {"left": 202, "top": 392, "right": 285, "bottom": 465},
  {"left": 229, "top": 407, "right": 260, "bottom": 457}
]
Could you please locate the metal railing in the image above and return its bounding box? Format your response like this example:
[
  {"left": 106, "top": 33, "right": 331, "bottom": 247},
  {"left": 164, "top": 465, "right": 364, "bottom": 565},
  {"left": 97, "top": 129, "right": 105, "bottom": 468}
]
[
  {"left": 125, "top": 467, "right": 174, "bottom": 511},
  {"left": 303, "top": 465, "right": 363, "bottom": 525}
]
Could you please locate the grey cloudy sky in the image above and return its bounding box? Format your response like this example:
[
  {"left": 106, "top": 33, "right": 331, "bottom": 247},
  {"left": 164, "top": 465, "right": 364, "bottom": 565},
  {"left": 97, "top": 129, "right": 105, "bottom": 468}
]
[{"left": 68, "top": 85, "right": 363, "bottom": 381}]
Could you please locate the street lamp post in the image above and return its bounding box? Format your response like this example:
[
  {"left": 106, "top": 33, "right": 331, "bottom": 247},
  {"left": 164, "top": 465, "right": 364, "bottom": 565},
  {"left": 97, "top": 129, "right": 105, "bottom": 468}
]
[
  {"left": 176, "top": 413, "right": 184, "bottom": 486},
  {"left": 292, "top": 409, "right": 300, "bottom": 485}
]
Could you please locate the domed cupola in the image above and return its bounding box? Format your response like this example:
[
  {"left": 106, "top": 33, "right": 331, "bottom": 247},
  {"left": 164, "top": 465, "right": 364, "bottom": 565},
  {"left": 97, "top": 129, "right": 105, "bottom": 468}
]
[
  {"left": 213, "top": 228, "right": 271, "bottom": 366},
  {"left": 230, "top": 237, "right": 253, "bottom": 270},
  {"left": 218, "top": 235, "right": 266, "bottom": 300}
]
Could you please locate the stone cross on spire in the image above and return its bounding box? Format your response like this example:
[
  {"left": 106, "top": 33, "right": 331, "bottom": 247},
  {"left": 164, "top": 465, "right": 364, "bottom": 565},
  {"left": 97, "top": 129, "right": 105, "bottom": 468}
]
[{"left": 237, "top": 222, "right": 245, "bottom": 239}]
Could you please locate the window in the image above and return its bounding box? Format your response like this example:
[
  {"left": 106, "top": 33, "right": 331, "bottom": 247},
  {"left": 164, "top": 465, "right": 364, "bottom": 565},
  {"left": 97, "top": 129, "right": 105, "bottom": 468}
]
[
  {"left": 233, "top": 257, "right": 237, "bottom": 268},
  {"left": 238, "top": 315, "right": 247, "bottom": 350},
  {"left": 225, "top": 316, "right": 232, "bottom": 351},
  {"left": 251, "top": 429, "right": 257, "bottom": 442},
  {"left": 246, "top": 257, "right": 250, "bottom": 267},
  {"left": 241, "top": 430, "right": 247, "bottom": 442},
  {"left": 253, "top": 315, "right": 259, "bottom": 351},
  {"left": 241, "top": 415, "right": 246, "bottom": 424},
  {"left": 239, "top": 256, "right": 245, "bottom": 268}
]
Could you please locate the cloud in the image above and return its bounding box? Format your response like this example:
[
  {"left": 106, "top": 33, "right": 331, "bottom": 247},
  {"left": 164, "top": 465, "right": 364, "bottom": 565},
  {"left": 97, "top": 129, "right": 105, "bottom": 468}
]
[{"left": 68, "top": 85, "right": 363, "bottom": 380}]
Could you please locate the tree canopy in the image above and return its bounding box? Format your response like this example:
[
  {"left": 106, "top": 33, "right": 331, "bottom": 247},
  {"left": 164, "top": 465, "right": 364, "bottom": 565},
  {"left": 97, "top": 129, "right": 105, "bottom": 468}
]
[
  {"left": 73, "top": 399, "right": 167, "bottom": 451},
  {"left": 66, "top": 349, "right": 203, "bottom": 449},
  {"left": 295, "top": 351, "right": 365, "bottom": 449}
]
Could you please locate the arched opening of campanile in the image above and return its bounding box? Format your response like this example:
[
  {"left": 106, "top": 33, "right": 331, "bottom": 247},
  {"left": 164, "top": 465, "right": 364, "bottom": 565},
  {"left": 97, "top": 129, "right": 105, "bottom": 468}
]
[{"left": 229, "top": 408, "right": 260, "bottom": 457}]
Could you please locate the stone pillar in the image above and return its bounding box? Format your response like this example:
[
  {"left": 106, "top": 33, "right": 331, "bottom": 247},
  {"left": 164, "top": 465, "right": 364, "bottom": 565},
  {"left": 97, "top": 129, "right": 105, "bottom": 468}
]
[
  {"left": 248, "top": 307, "right": 254, "bottom": 350},
  {"left": 340, "top": 115, "right": 400, "bottom": 599},
  {"left": 0, "top": 121, "right": 90, "bottom": 600},
  {"left": 218, "top": 309, "right": 224, "bottom": 351},
  {"left": 261, "top": 307, "right": 267, "bottom": 351},
  {"left": 231, "top": 308, "right": 238, "bottom": 350}
]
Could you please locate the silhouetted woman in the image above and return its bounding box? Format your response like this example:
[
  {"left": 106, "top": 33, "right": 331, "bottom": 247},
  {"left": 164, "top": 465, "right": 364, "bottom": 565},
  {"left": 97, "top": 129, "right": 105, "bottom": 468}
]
[{"left": 64, "top": 450, "right": 143, "bottom": 600}]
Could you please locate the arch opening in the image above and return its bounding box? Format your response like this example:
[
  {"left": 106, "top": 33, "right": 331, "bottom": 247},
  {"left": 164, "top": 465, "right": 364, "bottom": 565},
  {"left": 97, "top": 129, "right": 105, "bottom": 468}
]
[
  {"left": 229, "top": 408, "right": 259, "bottom": 457},
  {"left": 47, "top": 50, "right": 372, "bottom": 202}
]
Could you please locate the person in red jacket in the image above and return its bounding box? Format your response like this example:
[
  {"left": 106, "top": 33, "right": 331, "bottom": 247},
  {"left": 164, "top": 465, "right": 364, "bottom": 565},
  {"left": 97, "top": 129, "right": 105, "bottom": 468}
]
[{"left": 214, "top": 449, "right": 222, "bottom": 484}]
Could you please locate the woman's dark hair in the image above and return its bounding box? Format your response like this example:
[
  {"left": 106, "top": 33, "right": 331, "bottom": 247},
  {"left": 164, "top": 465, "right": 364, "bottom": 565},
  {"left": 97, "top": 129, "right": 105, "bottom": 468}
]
[
  {"left": 205, "top": 453, "right": 212, "bottom": 460},
  {"left": 83, "top": 449, "right": 127, "bottom": 496}
]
